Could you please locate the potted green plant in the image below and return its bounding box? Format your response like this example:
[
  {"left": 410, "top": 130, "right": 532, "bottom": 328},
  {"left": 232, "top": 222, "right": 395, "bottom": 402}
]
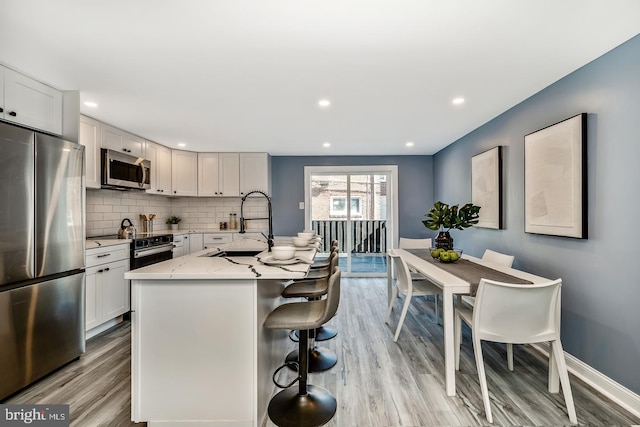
[
  {"left": 422, "top": 201, "right": 481, "bottom": 250},
  {"left": 166, "top": 215, "right": 181, "bottom": 231}
]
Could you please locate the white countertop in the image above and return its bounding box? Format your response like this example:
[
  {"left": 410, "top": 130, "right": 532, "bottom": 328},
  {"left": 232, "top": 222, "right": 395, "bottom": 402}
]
[
  {"left": 125, "top": 237, "right": 317, "bottom": 280},
  {"left": 148, "top": 229, "right": 263, "bottom": 235}
]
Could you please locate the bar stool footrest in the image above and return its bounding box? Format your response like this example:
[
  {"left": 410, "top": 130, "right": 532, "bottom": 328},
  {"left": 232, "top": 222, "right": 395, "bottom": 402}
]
[
  {"left": 286, "top": 347, "right": 337, "bottom": 372},
  {"left": 294, "top": 326, "right": 337, "bottom": 342},
  {"left": 268, "top": 384, "right": 337, "bottom": 427}
]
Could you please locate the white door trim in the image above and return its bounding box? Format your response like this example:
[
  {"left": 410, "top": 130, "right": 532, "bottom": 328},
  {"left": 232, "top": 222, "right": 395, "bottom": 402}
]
[{"left": 304, "top": 165, "right": 398, "bottom": 275}]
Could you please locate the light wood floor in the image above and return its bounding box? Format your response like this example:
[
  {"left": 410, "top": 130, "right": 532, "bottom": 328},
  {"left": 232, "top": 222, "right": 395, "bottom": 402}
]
[{"left": 5, "top": 277, "right": 639, "bottom": 426}]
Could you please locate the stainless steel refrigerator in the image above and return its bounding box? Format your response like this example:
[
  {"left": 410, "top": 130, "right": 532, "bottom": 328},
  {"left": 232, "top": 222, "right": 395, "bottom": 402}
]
[{"left": 0, "top": 121, "right": 85, "bottom": 401}]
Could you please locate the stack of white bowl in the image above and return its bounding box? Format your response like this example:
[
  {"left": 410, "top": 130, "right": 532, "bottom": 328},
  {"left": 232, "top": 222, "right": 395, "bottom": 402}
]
[
  {"left": 297, "top": 230, "right": 322, "bottom": 248},
  {"left": 271, "top": 245, "right": 296, "bottom": 260}
]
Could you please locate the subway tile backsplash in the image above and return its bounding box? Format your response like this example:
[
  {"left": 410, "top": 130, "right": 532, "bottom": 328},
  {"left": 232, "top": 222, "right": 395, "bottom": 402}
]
[{"left": 86, "top": 189, "right": 269, "bottom": 237}]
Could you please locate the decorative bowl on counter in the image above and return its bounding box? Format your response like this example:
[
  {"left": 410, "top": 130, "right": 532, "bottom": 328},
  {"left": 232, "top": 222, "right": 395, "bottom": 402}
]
[
  {"left": 292, "top": 237, "right": 311, "bottom": 247},
  {"left": 430, "top": 247, "right": 463, "bottom": 263},
  {"left": 302, "top": 229, "right": 316, "bottom": 236},
  {"left": 271, "top": 245, "right": 297, "bottom": 260}
]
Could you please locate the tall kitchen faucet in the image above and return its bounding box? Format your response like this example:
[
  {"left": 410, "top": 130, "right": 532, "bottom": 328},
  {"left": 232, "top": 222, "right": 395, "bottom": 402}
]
[{"left": 239, "top": 190, "right": 274, "bottom": 251}]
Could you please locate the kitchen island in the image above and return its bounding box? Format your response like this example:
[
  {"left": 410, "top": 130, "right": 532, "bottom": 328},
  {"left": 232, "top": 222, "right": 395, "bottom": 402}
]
[{"left": 125, "top": 237, "right": 316, "bottom": 427}]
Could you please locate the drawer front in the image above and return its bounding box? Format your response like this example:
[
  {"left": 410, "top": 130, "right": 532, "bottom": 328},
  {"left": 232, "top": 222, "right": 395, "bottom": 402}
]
[
  {"left": 203, "top": 233, "right": 233, "bottom": 247},
  {"left": 86, "top": 244, "right": 129, "bottom": 267}
]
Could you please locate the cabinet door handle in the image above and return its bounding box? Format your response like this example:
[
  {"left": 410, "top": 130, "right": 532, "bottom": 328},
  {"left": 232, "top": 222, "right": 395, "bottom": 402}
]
[
  {"left": 97, "top": 269, "right": 104, "bottom": 273},
  {"left": 9, "top": 111, "right": 17, "bottom": 117},
  {"left": 97, "top": 253, "right": 111, "bottom": 258},
  {"left": 104, "top": 267, "right": 110, "bottom": 272},
  {"left": 0, "top": 107, "right": 3, "bottom": 113}
]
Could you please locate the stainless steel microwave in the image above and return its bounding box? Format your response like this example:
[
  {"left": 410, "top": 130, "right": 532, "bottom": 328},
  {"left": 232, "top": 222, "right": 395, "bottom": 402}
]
[{"left": 101, "top": 148, "right": 151, "bottom": 190}]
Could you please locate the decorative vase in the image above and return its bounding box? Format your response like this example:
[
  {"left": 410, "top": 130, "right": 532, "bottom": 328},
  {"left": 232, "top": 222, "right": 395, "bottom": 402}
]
[
  {"left": 170, "top": 224, "right": 179, "bottom": 231},
  {"left": 435, "top": 231, "right": 454, "bottom": 250}
]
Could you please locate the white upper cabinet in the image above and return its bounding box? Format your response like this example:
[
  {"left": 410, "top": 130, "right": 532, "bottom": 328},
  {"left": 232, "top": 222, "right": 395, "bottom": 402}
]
[
  {"left": 197, "top": 153, "right": 220, "bottom": 196},
  {"left": 172, "top": 149, "right": 198, "bottom": 196},
  {"left": 1, "top": 66, "right": 63, "bottom": 135},
  {"left": 79, "top": 115, "right": 102, "bottom": 189},
  {"left": 219, "top": 153, "right": 240, "bottom": 197},
  {"left": 74, "top": 108, "right": 270, "bottom": 199},
  {"left": 146, "top": 140, "right": 172, "bottom": 195},
  {"left": 240, "top": 153, "right": 271, "bottom": 196},
  {"left": 102, "top": 123, "right": 144, "bottom": 158},
  {"left": 198, "top": 152, "right": 240, "bottom": 197}
]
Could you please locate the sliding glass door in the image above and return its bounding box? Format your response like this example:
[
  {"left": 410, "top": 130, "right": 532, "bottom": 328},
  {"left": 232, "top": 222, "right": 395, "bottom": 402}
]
[{"left": 304, "top": 166, "right": 398, "bottom": 277}]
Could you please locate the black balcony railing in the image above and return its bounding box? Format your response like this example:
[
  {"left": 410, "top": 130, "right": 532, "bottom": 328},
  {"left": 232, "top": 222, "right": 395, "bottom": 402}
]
[{"left": 311, "top": 220, "right": 387, "bottom": 253}]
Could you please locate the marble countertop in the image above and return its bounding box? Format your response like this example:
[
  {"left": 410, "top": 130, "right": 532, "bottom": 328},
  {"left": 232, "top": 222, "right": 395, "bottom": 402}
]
[
  {"left": 125, "top": 237, "right": 317, "bottom": 280},
  {"left": 145, "top": 229, "right": 265, "bottom": 235}
]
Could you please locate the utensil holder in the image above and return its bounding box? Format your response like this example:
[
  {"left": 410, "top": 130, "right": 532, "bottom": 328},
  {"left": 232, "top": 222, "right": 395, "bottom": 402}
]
[{"left": 143, "top": 220, "right": 153, "bottom": 233}]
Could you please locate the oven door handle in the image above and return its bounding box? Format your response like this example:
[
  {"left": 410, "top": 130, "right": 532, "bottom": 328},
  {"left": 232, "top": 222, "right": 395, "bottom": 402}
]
[{"left": 134, "top": 243, "right": 175, "bottom": 258}]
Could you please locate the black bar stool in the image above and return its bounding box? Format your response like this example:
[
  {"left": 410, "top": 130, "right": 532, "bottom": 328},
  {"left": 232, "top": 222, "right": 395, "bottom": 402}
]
[{"left": 264, "top": 267, "right": 342, "bottom": 427}]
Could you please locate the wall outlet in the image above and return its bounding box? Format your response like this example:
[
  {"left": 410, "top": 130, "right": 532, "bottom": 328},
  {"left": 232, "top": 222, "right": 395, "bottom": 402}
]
[{"left": 299, "top": 202, "right": 305, "bottom": 209}]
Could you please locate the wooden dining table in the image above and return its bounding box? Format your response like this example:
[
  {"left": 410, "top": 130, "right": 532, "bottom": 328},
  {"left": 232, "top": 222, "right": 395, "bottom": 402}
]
[{"left": 387, "top": 248, "right": 557, "bottom": 396}]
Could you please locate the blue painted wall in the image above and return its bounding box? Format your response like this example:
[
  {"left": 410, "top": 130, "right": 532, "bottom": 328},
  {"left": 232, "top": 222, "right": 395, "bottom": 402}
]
[
  {"left": 433, "top": 35, "right": 640, "bottom": 394},
  {"left": 271, "top": 156, "right": 434, "bottom": 241}
]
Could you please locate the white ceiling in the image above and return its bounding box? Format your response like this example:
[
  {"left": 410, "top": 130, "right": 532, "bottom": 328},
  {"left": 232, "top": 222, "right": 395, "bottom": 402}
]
[{"left": 1, "top": 1, "right": 638, "bottom": 155}]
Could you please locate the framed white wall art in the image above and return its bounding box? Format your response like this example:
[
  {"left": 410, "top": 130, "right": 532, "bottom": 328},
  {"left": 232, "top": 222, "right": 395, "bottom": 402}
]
[
  {"left": 472, "top": 146, "right": 503, "bottom": 229},
  {"left": 524, "top": 113, "right": 587, "bottom": 238}
]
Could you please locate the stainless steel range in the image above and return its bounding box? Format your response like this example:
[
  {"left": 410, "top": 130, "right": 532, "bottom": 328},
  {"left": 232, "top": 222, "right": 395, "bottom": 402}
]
[{"left": 131, "top": 234, "right": 174, "bottom": 269}]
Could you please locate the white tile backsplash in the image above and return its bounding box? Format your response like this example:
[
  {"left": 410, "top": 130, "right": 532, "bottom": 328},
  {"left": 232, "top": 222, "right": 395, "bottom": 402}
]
[{"left": 86, "top": 189, "right": 269, "bottom": 236}]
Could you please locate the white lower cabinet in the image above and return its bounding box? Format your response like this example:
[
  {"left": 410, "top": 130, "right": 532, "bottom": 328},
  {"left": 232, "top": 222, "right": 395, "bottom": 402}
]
[
  {"left": 85, "top": 244, "right": 130, "bottom": 334},
  {"left": 172, "top": 234, "right": 187, "bottom": 258},
  {"left": 189, "top": 233, "right": 204, "bottom": 253}
]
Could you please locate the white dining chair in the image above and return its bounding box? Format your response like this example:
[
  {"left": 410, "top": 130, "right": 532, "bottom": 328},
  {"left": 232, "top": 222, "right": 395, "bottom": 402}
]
[
  {"left": 385, "top": 249, "right": 441, "bottom": 341},
  {"left": 397, "top": 237, "right": 441, "bottom": 323},
  {"left": 399, "top": 237, "right": 433, "bottom": 250},
  {"left": 454, "top": 278, "right": 577, "bottom": 424},
  {"left": 482, "top": 248, "right": 515, "bottom": 268},
  {"left": 460, "top": 248, "right": 517, "bottom": 368}
]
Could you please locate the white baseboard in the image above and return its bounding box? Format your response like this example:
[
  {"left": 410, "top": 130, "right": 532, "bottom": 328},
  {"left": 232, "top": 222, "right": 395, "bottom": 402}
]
[
  {"left": 530, "top": 343, "right": 640, "bottom": 420},
  {"left": 86, "top": 316, "right": 124, "bottom": 340}
]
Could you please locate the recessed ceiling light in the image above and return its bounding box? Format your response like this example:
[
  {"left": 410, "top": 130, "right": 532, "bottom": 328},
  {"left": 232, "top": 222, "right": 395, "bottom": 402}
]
[
  {"left": 318, "top": 99, "right": 331, "bottom": 108},
  {"left": 452, "top": 97, "right": 465, "bottom": 105},
  {"left": 323, "top": 142, "right": 331, "bottom": 148},
  {"left": 406, "top": 141, "right": 414, "bottom": 147},
  {"left": 177, "top": 143, "right": 186, "bottom": 147},
  {"left": 84, "top": 101, "right": 98, "bottom": 108}
]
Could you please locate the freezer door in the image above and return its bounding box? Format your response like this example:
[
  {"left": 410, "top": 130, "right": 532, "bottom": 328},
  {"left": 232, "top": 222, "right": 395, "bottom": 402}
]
[
  {"left": 35, "top": 134, "right": 85, "bottom": 276},
  {"left": 0, "top": 272, "right": 85, "bottom": 400},
  {"left": 0, "top": 122, "right": 35, "bottom": 286}
]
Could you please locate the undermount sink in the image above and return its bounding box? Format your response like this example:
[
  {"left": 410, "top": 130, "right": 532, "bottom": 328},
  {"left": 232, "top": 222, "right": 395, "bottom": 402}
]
[{"left": 201, "top": 250, "right": 263, "bottom": 257}]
